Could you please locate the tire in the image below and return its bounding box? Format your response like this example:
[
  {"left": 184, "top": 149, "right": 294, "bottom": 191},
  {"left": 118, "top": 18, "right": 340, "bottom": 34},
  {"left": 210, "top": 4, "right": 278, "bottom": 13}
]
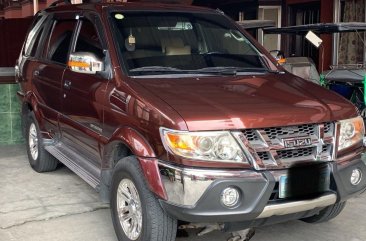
[
  {"left": 25, "top": 112, "right": 58, "bottom": 173},
  {"left": 301, "top": 202, "right": 346, "bottom": 223},
  {"left": 110, "top": 156, "right": 177, "bottom": 241}
]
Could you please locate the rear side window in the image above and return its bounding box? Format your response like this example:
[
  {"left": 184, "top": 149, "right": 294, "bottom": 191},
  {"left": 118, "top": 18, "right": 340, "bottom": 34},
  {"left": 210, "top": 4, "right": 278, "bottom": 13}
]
[
  {"left": 46, "top": 19, "right": 77, "bottom": 64},
  {"left": 74, "top": 19, "right": 104, "bottom": 59},
  {"left": 24, "top": 15, "right": 48, "bottom": 57},
  {"left": 29, "top": 26, "right": 45, "bottom": 57}
]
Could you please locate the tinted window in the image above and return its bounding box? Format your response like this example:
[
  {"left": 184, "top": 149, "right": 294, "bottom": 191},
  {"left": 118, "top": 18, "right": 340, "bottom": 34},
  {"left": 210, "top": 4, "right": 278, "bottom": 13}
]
[
  {"left": 24, "top": 15, "right": 47, "bottom": 56},
  {"left": 110, "top": 12, "right": 265, "bottom": 76},
  {"left": 47, "top": 19, "right": 77, "bottom": 64},
  {"left": 29, "top": 26, "right": 45, "bottom": 57},
  {"left": 74, "top": 19, "right": 104, "bottom": 59}
]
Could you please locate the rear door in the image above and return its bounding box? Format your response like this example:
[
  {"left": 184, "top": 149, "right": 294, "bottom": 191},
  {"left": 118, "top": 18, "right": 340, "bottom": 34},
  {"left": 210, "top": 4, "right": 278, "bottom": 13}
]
[
  {"left": 18, "top": 14, "right": 54, "bottom": 132},
  {"left": 60, "top": 13, "right": 109, "bottom": 166},
  {"left": 31, "top": 13, "right": 78, "bottom": 137}
]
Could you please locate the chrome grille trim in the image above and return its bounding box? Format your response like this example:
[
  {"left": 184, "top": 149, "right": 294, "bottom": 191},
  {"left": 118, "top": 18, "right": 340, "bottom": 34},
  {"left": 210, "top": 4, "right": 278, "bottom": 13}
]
[{"left": 235, "top": 122, "right": 336, "bottom": 170}]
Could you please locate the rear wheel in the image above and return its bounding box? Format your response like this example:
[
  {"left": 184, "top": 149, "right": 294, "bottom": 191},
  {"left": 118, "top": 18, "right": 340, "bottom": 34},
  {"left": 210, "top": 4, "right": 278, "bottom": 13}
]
[
  {"left": 26, "top": 112, "right": 58, "bottom": 172},
  {"left": 301, "top": 202, "right": 346, "bottom": 223},
  {"left": 110, "top": 156, "right": 177, "bottom": 241}
]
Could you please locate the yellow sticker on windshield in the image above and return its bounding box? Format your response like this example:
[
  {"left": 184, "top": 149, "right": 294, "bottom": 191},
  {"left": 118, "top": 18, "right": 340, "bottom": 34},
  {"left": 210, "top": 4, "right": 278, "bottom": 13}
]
[{"left": 115, "top": 14, "right": 124, "bottom": 20}]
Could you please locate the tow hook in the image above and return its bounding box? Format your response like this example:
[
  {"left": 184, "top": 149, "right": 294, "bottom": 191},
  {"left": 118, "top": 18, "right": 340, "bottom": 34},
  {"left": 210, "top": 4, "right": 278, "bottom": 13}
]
[{"left": 178, "top": 223, "right": 255, "bottom": 241}]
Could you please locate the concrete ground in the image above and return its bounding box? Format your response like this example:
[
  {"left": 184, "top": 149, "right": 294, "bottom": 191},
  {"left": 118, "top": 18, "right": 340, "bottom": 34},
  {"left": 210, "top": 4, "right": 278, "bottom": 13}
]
[{"left": 1, "top": 145, "right": 366, "bottom": 241}]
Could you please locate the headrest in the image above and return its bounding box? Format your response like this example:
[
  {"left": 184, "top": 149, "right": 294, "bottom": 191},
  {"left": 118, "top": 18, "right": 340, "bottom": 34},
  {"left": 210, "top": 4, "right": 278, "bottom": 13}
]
[
  {"left": 165, "top": 46, "right": 191, "bottom": 56},
  {"left": 161, "top": 37, "right": 185, "bottom": 53}
]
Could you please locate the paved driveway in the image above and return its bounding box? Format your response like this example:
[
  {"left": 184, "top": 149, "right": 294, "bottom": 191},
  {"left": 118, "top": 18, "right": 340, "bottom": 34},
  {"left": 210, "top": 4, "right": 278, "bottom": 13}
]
[{"left": 1, "top": 145, "right": 366, "bottom": 241}]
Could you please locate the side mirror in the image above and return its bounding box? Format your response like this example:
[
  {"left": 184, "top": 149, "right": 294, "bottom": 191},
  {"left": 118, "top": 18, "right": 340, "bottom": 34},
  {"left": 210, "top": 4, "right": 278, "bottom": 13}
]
[
  {"left": 68, "top": 52, "right": 104, "bottom": 74},
  {"left": 270, "top": 50, "right": 286, "bottom": 64}
]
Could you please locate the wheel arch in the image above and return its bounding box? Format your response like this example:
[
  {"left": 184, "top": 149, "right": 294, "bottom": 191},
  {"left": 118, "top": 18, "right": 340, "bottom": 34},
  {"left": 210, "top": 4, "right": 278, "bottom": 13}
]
[
  {"left": 20, "top": 93, "right": 39, "bottom": 137},
  {"left": 100, "top": 127, "right": 166, "bottom": 201}
]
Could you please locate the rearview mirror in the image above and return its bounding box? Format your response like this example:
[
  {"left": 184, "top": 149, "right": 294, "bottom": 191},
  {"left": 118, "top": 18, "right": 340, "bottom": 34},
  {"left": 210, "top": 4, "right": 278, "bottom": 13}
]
[{"left": 68, "top": 52, "right": 104, "bottom": 74}]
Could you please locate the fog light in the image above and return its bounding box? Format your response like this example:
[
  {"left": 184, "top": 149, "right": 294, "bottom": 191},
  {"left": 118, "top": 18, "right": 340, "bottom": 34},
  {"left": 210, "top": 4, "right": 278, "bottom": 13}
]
[
  {"left": 350, "top": 168, "right": 362, "bottom": 185},
  {"left": 221, "top": 187, "right": 240, "bottom": 207}
]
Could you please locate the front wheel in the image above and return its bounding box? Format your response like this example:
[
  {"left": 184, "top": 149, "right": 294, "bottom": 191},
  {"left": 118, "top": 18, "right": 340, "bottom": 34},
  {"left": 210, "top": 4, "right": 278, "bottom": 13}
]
[
  {"left": 110, "top": 156, "right": 177, "bottom": 241},
  {"left": 301, "top": 202, "right": 346, "bottom": 223}
]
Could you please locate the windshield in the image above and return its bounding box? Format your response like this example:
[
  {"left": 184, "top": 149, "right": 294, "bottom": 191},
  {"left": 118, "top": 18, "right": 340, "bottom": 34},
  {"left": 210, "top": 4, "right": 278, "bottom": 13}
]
[{"left": 110, "top": 11, "right": 269, "bottom": 76}]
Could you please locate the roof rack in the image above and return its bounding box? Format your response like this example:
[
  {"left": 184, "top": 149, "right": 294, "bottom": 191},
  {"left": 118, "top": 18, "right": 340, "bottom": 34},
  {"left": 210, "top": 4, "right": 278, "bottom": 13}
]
[{"left": 49, "top": 0, "right": 71, "bottom": 7}]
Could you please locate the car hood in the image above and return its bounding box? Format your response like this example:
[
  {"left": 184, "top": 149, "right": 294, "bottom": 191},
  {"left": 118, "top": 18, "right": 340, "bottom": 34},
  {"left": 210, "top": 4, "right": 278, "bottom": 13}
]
[{"left": 134, "top": 74, "right": 358, "bottom": 131}]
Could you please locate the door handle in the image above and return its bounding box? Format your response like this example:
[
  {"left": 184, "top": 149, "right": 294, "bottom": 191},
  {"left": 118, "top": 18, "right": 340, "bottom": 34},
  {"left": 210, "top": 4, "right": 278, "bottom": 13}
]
[
  {"left": 34, "top": 70, "right": 39, "bottom": 77},
  {"left": 64, "top": 80, "right": 72, "bottom": 90}
]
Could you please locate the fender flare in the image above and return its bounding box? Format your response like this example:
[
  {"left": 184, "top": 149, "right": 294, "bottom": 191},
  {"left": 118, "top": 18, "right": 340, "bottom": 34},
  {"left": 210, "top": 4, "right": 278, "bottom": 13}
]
[
  {"left": 107, "top": 126, "right": 156, "bottom": 158},
  {"left": 103, "top": 127, "right": 167, "bottom": 200},
  {"left": 22, "top": 92, "right": 43, "bottom": 122}
]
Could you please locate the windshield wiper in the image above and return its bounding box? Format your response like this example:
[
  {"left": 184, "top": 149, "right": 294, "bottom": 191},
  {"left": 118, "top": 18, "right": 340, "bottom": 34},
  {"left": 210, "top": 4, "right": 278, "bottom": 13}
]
[
  {"left": 194, "top": 66, "right": 271, "bottom": 75},
  {"left": 129, "top": 66, "right": 280, "bottom": 76},
  {"left": 193, "top": 67, "right": 240, "bottom": 75},
  {"left": 129, "top": 66, "right": 182, "bottom": 73},
  {"left": 199, "top": 66, "right": 286, "bottom": 75},
  {"left": 232, "top": 67, "right": 284, "bottom": 74},
  {"left": 129, "top": 66, "right": 238, "bottom": 76}
]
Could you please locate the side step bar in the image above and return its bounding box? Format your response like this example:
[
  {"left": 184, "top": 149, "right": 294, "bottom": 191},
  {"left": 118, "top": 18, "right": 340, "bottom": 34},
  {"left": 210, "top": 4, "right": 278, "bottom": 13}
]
[{"left": 45, "top": 143, "right": 101, "bottom": 191}]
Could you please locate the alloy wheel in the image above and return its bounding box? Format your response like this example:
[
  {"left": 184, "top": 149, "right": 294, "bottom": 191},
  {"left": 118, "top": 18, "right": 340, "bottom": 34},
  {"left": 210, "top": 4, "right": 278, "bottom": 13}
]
[
  {"left": 28, "top": 123, "right": 39, "bottom": 160},
  {"left": 116, "top": 178, "right": 143, "bottom": 240}
]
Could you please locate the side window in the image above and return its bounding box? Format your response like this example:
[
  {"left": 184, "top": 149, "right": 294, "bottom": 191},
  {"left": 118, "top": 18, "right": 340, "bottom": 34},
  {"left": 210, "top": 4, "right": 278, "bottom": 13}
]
[
  {"left": 29, "top": 26, "right": 45, "bottom": 57},
  {"left": 24, "top": 15, "right": 48, "bottom": 56},
  {"left": 46, "top": 19, "right": 77, "bottom": 64},
  {"left": 74, "top": 19, "right": 104, "bottom": 59}
]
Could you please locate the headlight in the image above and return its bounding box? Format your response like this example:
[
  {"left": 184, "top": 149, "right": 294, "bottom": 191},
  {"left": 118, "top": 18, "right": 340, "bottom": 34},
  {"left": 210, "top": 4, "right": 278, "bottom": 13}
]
[
  {"left": 160, "top": 128, "right": 247, "bottom": 163},
  {"left": 337, "top": 116, "right": 365, "bottom": 151}
]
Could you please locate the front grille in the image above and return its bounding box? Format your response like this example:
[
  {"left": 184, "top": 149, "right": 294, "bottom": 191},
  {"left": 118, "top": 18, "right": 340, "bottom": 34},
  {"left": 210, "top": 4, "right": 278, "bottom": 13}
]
[
  {"left": 257, "top": 151, "right": 270, "bottom": 161},
  {"left": 242, "top": 129, "right": 259, "bottom": 141},
  {"left": 276, "top": 147, "right": 314, "bottom": 160},
  {"left": 264, "top": 124, "right": 315, "bottom": 140},
  {"left": 324, "top": 122, "right": 331, "bottom": 133},
  {"left": 324, "top": 122, "right": 334, "bottom": 136},
  {"left": 241, "top": 122, "right": 335, "bottom": 169},
  {"left": 322, "top": 144, "right": 331, "bottom": 153}
]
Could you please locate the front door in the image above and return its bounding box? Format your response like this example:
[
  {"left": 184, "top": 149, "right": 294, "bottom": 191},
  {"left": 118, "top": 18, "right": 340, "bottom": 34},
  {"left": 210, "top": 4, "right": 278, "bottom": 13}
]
[{"left": 60, "top": 15, "right": 108, "bottom": 166}]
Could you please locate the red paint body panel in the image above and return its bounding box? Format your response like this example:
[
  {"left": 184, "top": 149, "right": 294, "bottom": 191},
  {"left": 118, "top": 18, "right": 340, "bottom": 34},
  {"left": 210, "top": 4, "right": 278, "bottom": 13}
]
[
  {"left": 109, "top": 127, "right": 157, "bottom": 158},
  {"left": 138, "top": 157, "right": 167, "bottom": 200},
  {"left": 134, "top": 74, "right": 358, "bottom": 131}
]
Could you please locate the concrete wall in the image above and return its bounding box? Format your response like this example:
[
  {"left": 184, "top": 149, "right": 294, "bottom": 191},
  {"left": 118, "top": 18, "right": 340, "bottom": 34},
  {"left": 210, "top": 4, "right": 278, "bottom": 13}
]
[
  {"left": 21, "top": 1, "right": 33, "bottom": 18},
  {"left": 4, "top": 6, "right": 22, "bottom": 19},
  {"left": 3, "top": 0, "right": 50, "bottom": 19}
]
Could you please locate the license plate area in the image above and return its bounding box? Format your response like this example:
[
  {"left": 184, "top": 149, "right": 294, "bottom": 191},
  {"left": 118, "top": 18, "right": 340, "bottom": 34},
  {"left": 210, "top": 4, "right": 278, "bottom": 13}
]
[{"left": 279, "top": 163, "right": 331, "bottom": 199}]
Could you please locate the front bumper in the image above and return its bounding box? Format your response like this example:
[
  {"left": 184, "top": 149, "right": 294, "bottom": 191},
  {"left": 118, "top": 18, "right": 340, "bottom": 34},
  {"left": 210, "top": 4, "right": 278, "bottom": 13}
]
[{"left": 158, "top": 158, "right": 366, "bottom": 223}]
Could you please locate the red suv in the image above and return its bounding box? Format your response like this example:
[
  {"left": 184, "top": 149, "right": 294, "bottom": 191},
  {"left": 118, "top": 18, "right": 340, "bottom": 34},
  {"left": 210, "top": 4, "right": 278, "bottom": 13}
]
[{"left": 16, "top": 1, "right": 366, "bottom": 241}]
